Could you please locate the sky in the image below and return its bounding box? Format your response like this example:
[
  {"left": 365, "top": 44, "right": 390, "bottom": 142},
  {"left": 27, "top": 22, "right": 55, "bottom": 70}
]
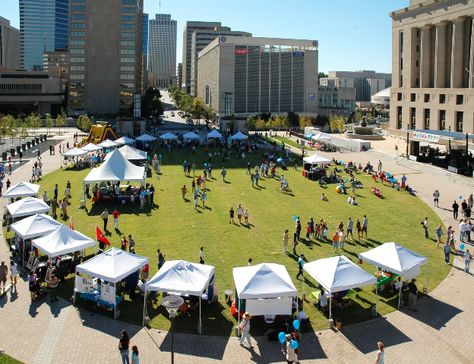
[{"left": 3, "top": 0, "right": 408, "bottom": 73}]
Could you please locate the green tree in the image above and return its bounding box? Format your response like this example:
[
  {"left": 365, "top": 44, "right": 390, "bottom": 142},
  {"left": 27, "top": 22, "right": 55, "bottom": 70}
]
[
  {"left": 314, "top": 114, "right": 328, "bottom": 128},
  {"left": 299, "top": 116, "right": 313, "bottom": 128},
  {"left": 141, "top": 88, "right": 164, "bottom": 118},
  {"left": 45, "top": 114, "right": 54, "bottom": 136},
  {"left": 318, "top": 72, "right": 328, "bottom": 80},
  {"left": 56, "top": 109, "right": 66, "bottom": 134},
  {"left": 77, "top": 114, "right": 92, "bottom": 132},
  {"left": 190, "top": 97, "right": 206, "bottom": 121},
  {"left": 30, "top": 113, "right": 42, "bottom": 135},
  {"left": 0, "top": 115, "right": 12, "bottom": 145},
  {"left": 16, "top": 117, "right": 28, "bottom": 138},
  {"left": 255, "top": 118, "right": 266, "bottom": 130},
  {"left": 329, "top": 115, "right": 345, "bottom": 132},
  {"left": 287, "top": 112, "right": 300, "bottom": 128},
  {"left": 247, "top": 115, "right": 257, "bottom": 130},
  {"left": 355, "top": 109, "right": 363, "bottom": 123},
  {"left": 272, "top": 116, "right": 283, "bottom": 129}
]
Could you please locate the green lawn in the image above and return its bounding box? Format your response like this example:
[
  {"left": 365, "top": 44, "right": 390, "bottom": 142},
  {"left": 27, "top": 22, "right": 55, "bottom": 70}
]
[
  {"left": 0, "top": 354, "right": 23, "bottom": 364},
  {"left": 8, "top": 145, "right": 449, "bottom": 335},
  {"left": 266, "top": 135, "right": 315, "bottom": 151}
]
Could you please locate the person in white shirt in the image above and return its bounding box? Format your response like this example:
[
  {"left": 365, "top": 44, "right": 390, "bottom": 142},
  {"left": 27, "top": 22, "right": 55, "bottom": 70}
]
[
  {"left": 459, "top": 219, "right": 467, "bottom": 242},
  {"left": 465, "top": 249, "right": 471, "bottom": 273},
  {"left": 199, "top": 246, "right": 205, "bottom": 264}
]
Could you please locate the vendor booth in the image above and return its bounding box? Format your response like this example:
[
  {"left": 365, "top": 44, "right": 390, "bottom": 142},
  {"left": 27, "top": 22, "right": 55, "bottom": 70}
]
[
  {"left": 136, "top": 133, "right": 157, "bottom": 142},
  {"left": 7, "top": 197, "right": 51, "bottom": 219},
  {"left": 303, "top": 153, "right": 331, "bottom": 165},
  {"left": 233, "top": 263, "right": 297, "bottom": 330},
  {"left": 183, "top": 131, "right": 200, "bottom": 143},
  {"left": 97, "top": 139, "right": 118, "bottom": 149},
  {"left": 359, "top": 242, "right": 427, "bottom": 308},
  {"left": 159, "top": 132, "right": 177, "bottom": 141},
  {"left": 115, "top": 136, "right": 135, "bottom": 146},
  {"left": 3, "top": 181, "right": 40, "bottom": 199},
  {"left": 229, "top": 131, "right": 248, "bottom": 142},
  {"left": 207, "top": 129, "right": 223, "bottom": 140},
  {"left": 303, "top": 256, "right": 376, "bottom": 320},
  {"left": 104, "top": 145, "right": 147, "bottom": 161},
  {"left": 81, "top": 143, "right": 103, "bottom": 152},
  {"left": 144, "top": 260, "right": 215, "bottom": 333},
  {"left": 74, "top": 248, "right": 149, "bottom": 318},
  {"left": 302, "top": 153, "right": 331, "bottom": 180},
  {"left": 62, "top": 147, "right": 87, "bottom": 158}
]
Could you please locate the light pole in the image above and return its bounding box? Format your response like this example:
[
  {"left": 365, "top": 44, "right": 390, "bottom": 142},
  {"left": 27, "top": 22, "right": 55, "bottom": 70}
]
[{"left": 162, "top": 295, "right": 184, "bottom": 364}]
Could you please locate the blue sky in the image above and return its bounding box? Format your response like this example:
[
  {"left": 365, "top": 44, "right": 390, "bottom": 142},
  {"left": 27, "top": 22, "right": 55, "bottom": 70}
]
[{"left": 3, "top": 0, "right": 408, "bottom": 73}]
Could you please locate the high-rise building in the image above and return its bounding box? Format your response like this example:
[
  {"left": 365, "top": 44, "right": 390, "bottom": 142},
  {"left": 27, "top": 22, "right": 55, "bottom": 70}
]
[
  {"left": 390, "top": 0, "right": 474, "bottom": 133},
  {"left": 19, "top": 0, "right": 69, "bottom": 71},
  {"left": 148, "top": 14, "right": 176, "bottom": 88},
  {"left": 143, "top": 13, "right": 148, "bottom": 67},
  {"left": 177, "top": 62, "right": 182, "bottom": 90},
  {"left": 198, "top": 36, "right": 318, "bottom": 131},
  {"left": 68, "top": 0, "right": 144, "bottom": 115},
  {"left": 320, "top": 70, "right": 391, "bottom": 102},
  {"left": 0, "top": 17, "right": 20, "bottom": 71}
]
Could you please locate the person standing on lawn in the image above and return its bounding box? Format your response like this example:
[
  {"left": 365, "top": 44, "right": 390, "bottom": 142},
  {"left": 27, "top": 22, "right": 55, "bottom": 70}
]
[
  {"left": 295, "top": 218, "right": 302, "bottom": 241},
  {"left": 181, "top": 185, "right": 187, "bottom": 200},
  {"left": 296, "top": 254, "right": 305, "bottom": 280},
  {"left": 332, "top": 230, "right": 340, "bottom": 254},
  {"left": 362, "top": 215, "right": 368, "bottom": 238},
  {"left": 157, "top": 249, "right": 165, "bottom": 269},
  {"left": 199, "top": 246, "right": 205, "bottom": 264},
  {"left": 237, "top": 204, "right": 243, "bottom": 223},
  {"left": 221, "top": 167, "right": 227, "bottom": 181},
  {"left": 435, "top": 225, "right": 443, "bottom": 248},
  {"left": 128, "top": 235, "right": 135, "bottom": 252},
  {"left": 282, "top": 229, "right": 289, "bottom": 253},
  {"left": 229, "top": 207, "right": 235, "bottom": 223},
  {"left": 120, "top": 235, "right": 128, "bottom": 251},
  {"left": 244, "top": 209, "right": 249, "bottom": 224},
  {"left": 347, "top": 217, "right": 354, "bottom": 240},
  {"left": 422, "top": 217, "right": 429, "bottom": 238},
  {"left": 101, "top": 208, "right": 109, "bottom": 231},
  {"left": 112, "top": 209, "right": 120, "bottom": 230},
  {"left": 200, "top": 190, "right": 207, "bottom": 208}
]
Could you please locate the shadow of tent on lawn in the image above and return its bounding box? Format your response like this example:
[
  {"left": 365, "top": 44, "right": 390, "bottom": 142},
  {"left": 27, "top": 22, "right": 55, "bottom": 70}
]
[{"left": 341, "top": 316, "right": 412, "bottom": 354}]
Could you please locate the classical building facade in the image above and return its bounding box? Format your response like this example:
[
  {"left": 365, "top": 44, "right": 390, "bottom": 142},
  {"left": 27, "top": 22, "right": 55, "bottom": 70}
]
[
  {"left": 197, "top": 36, "right": 318, "bottom": 119},
  {"left": 390, "top": 0, "right": 474, "bottom": 133},
  {"left": 68, "top": 0, "right": 144, "bottom": 115}
]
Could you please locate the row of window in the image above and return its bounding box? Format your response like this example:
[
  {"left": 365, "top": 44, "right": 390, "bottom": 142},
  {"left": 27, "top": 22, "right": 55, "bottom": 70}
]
[
  {"left": 397, "top": 93, "right": 464, "bottom": 105},
  {"left": 396, "top": 106, "right": 464, "bottom": 132},
  {"left": 0, "top": 84, "right": 42, "bottom": 94}
]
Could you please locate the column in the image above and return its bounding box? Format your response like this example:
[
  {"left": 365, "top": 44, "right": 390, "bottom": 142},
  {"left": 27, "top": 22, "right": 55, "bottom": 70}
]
[
  {"left": 470, "top": 18, "right": 474, "bottom": 88},
  {"left": 451, "top": 18, "right": 465, "bottom": 88},
  {"left": 420, "top": 25, "right": 432, "bottom": 88},
  {"left": 434, "top": 22, "right": 446, "bottom": 88}
]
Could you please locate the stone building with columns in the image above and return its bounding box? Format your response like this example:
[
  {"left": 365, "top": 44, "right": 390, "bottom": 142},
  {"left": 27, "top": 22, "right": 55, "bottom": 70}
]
[{"left": 389, "top": 0, "right": 474, "bottom": 134}]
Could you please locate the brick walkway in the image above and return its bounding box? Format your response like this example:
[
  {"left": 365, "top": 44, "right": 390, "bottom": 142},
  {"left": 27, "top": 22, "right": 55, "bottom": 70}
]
[{"left": 0, "top": 129, "right": 472, "bottom": 363}]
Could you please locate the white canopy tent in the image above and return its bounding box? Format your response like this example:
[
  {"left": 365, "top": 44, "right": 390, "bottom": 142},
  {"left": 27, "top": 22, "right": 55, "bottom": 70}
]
[
  {"left": 311, "top": 132, "right": 331, "bottom": 141},
  {"left": 233, "top": 263, "right": 297, "bottom": 330},
  {"left": 182, "top": 131, "right": 200, "bottom": 141},
  {"left": 115, "top": 136, "right": 135, "bottom": 145},
  {"left": 104, "top": 145, "right": 147, "bottom": 161},
  {"left": 97, "top": 139, "right": 118, "bottom": 148},
  {"left": 136, "top": 133, "right": 157, "bottom": 142},
  {"left": 359, "top": 242, "right": 428, "bottom": 308},
  {"left": 229, "top": 131, "right": 248, "bottom": 141},
  {"left": 7, "top": 197, "right": 51, "bottom": 218},
  {"left": 303, "top": 153, "right": 331, "bottom": 165},
  {"left": 145, "top": 260, "right": 215, "bottom": 332},
  {"left": 159, "top": 132, "right": 177, "bottom": 140},
  {"left": 3, "top": 181, "right": 40, "bottom": 199},
  {"left": 75, "top": 248, "right": 149, "bottom": 318},
  {"left": 32, "top": 224, "right": 96, "bottom": 258},
  {"left": 81, "top": 143, "right": 103, "bottom": 152},
  {"left": 207, "top": 129, "right": 223, "bottom": 139},
  {"left": 84, "top": 148, "right": 145, "bottom": 184},
  {"left": 62, "top": 147, "right": 87, "bottom": 157},
  {"left": 303, "top": 256, "right": 376, "bottom": 319},
  {"left": 10, "top": 213, "right": 61, "bottom": 239}
]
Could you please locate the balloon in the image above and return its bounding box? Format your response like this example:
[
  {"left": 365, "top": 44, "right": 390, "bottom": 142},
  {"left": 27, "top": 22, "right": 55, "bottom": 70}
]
[
  {"left": 460, "top": 243, "right": 465, "bottom": 251},
  {"left": 293, "top": 215, "right": 298, "bottom": 221},
  {"left": 277, "top": 157, "right": 283, "bottom": 163},
  {"left": 204, "top": 163, "right": 208, "bottom": 167},
  {"left": 290, "top": 340, "right": 299, "bottom": 349},
  {"left": 293, "top": 319, "right": 300, "bottom": 330},
  {"left": 278, "top": 332, "right": 286, "bottom": 344},
  {"left": 459, "top": 195, "right": 463, "bottom": 200}
]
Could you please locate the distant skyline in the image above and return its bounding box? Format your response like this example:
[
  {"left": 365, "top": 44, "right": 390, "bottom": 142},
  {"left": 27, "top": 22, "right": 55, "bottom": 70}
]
[{"left": 2, "top": 0, "right": 408, "bottom": 73}]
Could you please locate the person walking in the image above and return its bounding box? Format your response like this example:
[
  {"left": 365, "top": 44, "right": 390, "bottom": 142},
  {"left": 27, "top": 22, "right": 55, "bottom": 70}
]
[
  {"left": 362, "top": 215, "right": 368, "bottom": 238},
  {"left": 181, "top": 184, "right": 187, "bottom": 201},
  {"left": 377, "top": 160, "right": 382, "bottom": 173},
  {"left": 452, "top": 200, "right": 459, "bottom": 220},
  {"left": 295, "top": 218, "right": 302, "bottom": 241},
  {"left": 407, "top": 279, "right": 418, "bottom": 311},
  {"left": 356, "top": 218, "right": 362, "bottom": 240},
  {"left": 200, "top": 190, "right": 208, "bottom": 208},
  {"left": 48, "top": 274, "right": 59, "bottom": 302},
  {"left": 237, "top": 204, "right": 243, "bottom": 223},
  {"left": 444, "top": 241, "right": 451, "bottom": 264},
  {"left": 296, "top": 254, "right": 305, "bottom": 280},
  {"left": 101, "top": 208, "right": 109, "bottom": 231},
  {"left": 347, "top": 217, "right": 354, "bottom": 240},
  {"left": 229, "top": 207, "right": 235, "bottom": 223},
  {"left": 199, "top": 246, "right": 205, "bottom": 264},
  {"left": 282, "top": 229, "right": 289, "bottom": 253},
  {"left": 332, "top": 230, "right": 340, "bottom": 254},
  {"left": 239, "top": 312, "right": 252, "bottom": 348},
  {"left": 119, "top": 330, "right": 130, "bottom": 364},
  {"left": 374, "top": 341, "right": 385, "bottom": 364},
  {"left": 221, "top": 167, "right": 227, "bottom": 181},
  {"left": 0, "top": 261, "right": 8, "bottom": 294},
  {"left": 112, "top": 209, "right": 121, "bottom": 230},
  {"left": 120, "top": 235, "right": 128, "bottom": 251},
  {"left": 435, "top": 225, "right": 443, "bottom": 248},
  {"left": 282, "top": 334, "right": 298, "bottom": 363},
  {"left": 128, "top": 235, "right": 135, "bottom": 252},
  {"left": 9, "top": 260, "right": 18, "bottom": 294},
  {"left": 422, "top": 217, "right": 429, "bottom": 238},
  {"left": 432, "top": 190, "right": 440, "bottom": 207},
  {"left": 53, "top": 183, "right": 58, "bottom": 200},
  {"left": 131, "top": 346, "right": 139, "bottom": 364},
  {"left": 465, "top": 249, "right": 472, "bottom": 273}
]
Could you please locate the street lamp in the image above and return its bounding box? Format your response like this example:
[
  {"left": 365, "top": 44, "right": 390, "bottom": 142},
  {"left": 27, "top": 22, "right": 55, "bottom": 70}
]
[{"left": 162, "top": 295, "right": 184, "bottom": 364}]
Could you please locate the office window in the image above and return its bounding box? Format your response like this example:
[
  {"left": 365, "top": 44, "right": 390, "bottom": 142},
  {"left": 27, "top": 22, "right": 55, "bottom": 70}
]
[
  {"left": 70, "top": 48, "right": 85, "bottom": 54},
  {"left": 71, "top": 14, "right": 85, "bottom": 20},
  {"left": 424, "top": 109, "right": 430, "bottom": 129},
  {"left": 71, "top": 5, "right": 85, "bottom": 11},
  {"left": 410, "top": 93, "right": 416, "bottom": 102},
  {"left": 410, "top": 107, "right": 416, "bottom": 129},
  {"left": 424, "top": 94, "right": 429, "bottom": 102},
  {"left": 71, "top": 23, "right": 85, "bottom": 30},
  {"left": 397, "top": 93, "right": 402, "bottom": 101},
  {"left": 70, "top": 57, "right": 84, "bottom": 63},
  {"left": 439, "top": 94, "right": 446, "bottom": 103},
  {"left": 456, "top": 95, "right": 464, "bottom": 105},
  {"left": 397, "top": 106, "right": 403, "bottom": 129},
  {"left": 121, "top": 24, "right": 135, "bottom": 30},
  {"left": 122, "top": 15, "right": 135, "bottom": 22},
  {"left": 439, "top": 110, "right": 446, "bottom": 130},
  {"left": 71, "top": 31, "right": 85, "bottom": 37},
  {"left": 456, "top": 112, "right": 463, "bottom": 132}
]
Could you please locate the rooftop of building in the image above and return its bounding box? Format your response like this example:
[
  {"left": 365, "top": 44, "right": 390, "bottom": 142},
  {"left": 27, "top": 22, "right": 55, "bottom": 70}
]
[
  {"left": 0, "top": 71, "right": 51, "bottom": 79},
  {"left": 390, "top": 0, "right": 457, "bottom": 19}
]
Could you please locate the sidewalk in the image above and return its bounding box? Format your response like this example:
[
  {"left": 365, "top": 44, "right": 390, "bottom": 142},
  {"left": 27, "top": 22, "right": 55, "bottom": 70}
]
[{"left": 0, "top": 130, "right": 472, "bottom": 364}]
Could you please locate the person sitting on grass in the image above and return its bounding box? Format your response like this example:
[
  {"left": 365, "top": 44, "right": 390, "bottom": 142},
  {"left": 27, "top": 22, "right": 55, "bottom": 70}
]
[{"left": 320, "top": 193, "right": 328, "bottom": 201}]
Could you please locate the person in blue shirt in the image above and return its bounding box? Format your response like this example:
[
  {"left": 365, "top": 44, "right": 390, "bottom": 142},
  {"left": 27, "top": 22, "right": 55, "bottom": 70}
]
[{"left": 296, "top": 254, "right": 306, "bottom": 280}]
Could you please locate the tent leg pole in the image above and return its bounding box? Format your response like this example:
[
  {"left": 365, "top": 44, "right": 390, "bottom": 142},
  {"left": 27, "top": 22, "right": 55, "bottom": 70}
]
[
  {"left": 142, "top": 290, "right": 146, "bottom": 326},
  {"left": 398, "top": 284, "right": 402, "bottom": 309},
  {"left": 199, "top": 297, "right": 202, "bottom": 335},
  {"left": 237, "top": 297, "right": 241, "bottom": 336},
  {"left": 329, "top": 293, "right": 332, "bottom": 321}
]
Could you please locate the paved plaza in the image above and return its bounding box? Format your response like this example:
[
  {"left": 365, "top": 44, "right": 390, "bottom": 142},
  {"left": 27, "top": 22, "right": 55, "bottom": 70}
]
[{"left": 0, "top": 128, "right": 473, "bottom": 363}]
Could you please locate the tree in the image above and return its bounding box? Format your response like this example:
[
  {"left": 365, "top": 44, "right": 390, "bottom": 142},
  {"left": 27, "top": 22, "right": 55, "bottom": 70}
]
[
  {"left": 299, "top": 116, "right": 313, "bottom": 129},
  {"left": 287, "top": 112, "right": 300, "bottom": 128},
  {"left": 0, "top": 115, "right": 12, "bottom": 145},
  {"left": 56, "top": 108, "right": 66, "bottom": 134},
  {"left": 255, "top": 118, "right": 266, "bottom": 130},
  {"left": 30, "top": 113, "right": 42, "bottom": 135},
  {"left": 77, "top": 114, "right": 92, "bottom": 132},
  {"left": 141, "top": 88, "right": 164, "bottom": 118},
  {"left": 329, "top": 115, "right": 345, "bottom": 133},
  {"left": 190, "top": 97, "right": 206, "bottom": 121},
  {"left": 272, "top": 116, "right": 283, "bottom": 129},
  {"left": 45, "top": 114, "right": 54, "bottom": 136},
  {"left": 354, "top": 109, "right": 363, "bottom": 123},
  {"left": 318, "top": 72, "right": 328, "bottom": 80},
  {"left": 314, "top": 114, "right": 328, "bottom": 128}
]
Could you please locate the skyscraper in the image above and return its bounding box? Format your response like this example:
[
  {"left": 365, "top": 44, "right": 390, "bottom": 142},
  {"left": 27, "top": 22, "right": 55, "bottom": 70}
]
[
  {"left": 0, "top": 17, "right": 21, "bottom": 70},
  {"left": 19, "top": 0, "right": 69, "bottom": 71},
  {"left": 142, "top": 13, "right": 148, "bottom": 69},
  {"left": 68, "top": 0, "right": 144, "bottom": 115},
  {"left": 148, "top": 14, "right": 177, "bottom": 88}
]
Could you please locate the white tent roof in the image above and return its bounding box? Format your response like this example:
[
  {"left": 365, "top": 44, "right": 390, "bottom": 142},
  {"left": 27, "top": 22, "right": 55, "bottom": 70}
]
[
  {"left": 230, "top": 131, "right": 248, "bottom": 141},
  {"left": 62, "top": 147, "right": 87, "bottom": 157},
  {"left": 311, "top": 132, "right": 331, "bottom": 141},
  {"left": 84, "top": 148, "right": 145, "bottom": 183},
  {"left": 97, "top": 139, "right": 118, "bottom": 148},
  {"left": 32, "top": 224, "right": 96, "bottom": 258},
  {"left": 115, "top": 136, "right": 135, "bottom": 145},
  {"left": 303, "top": 153, "right": 331, "bottom": 165},
  {"left": 183, "top": 131, "right": 200, "bottom": 140},
  {"left": 3, "top": 181, "right": 40, "bottom": 199},
  {"left": 207, "top": 129, "right": 223, "bottom": 139},
  {"left": 104, "top": 145, "right": 147, "bottom": 161},
  {"left": 359, "top": 242, "right": 428, "bottom": 275},
  {"left": 304, "top": 256, "right": 376, "bottom": 293},
  {"left": 10, "top": 213, "right": 61, "bottom": 239},
  {"left": 75, "top": 247, "right": 148, "bottom": 283},
  {"left": 159, "top": 132, "right": 177, "bottom": 140},
  {"left": 145, "top": 260, "right": 215, "bottom": 296},
  {"left": 136, "top": 133, "right": 157, "bottom": 142},
  {"left": 81, "top": 143, "right": 103, "bottom": 152},
  {"left": 233, "top": 263, "right": 297, "bottom": 299},
  {"left": 7, "top": 197, "right": 51, "bottom": 218}
]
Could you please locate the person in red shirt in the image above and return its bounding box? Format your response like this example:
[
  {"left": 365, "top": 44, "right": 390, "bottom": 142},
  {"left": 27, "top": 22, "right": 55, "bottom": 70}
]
[
  {"left": 112, "top": 209, "right": 120, "bottom": 230},
  {"left": 121, "top": 235, "right": 128, "bottom": 251}
]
